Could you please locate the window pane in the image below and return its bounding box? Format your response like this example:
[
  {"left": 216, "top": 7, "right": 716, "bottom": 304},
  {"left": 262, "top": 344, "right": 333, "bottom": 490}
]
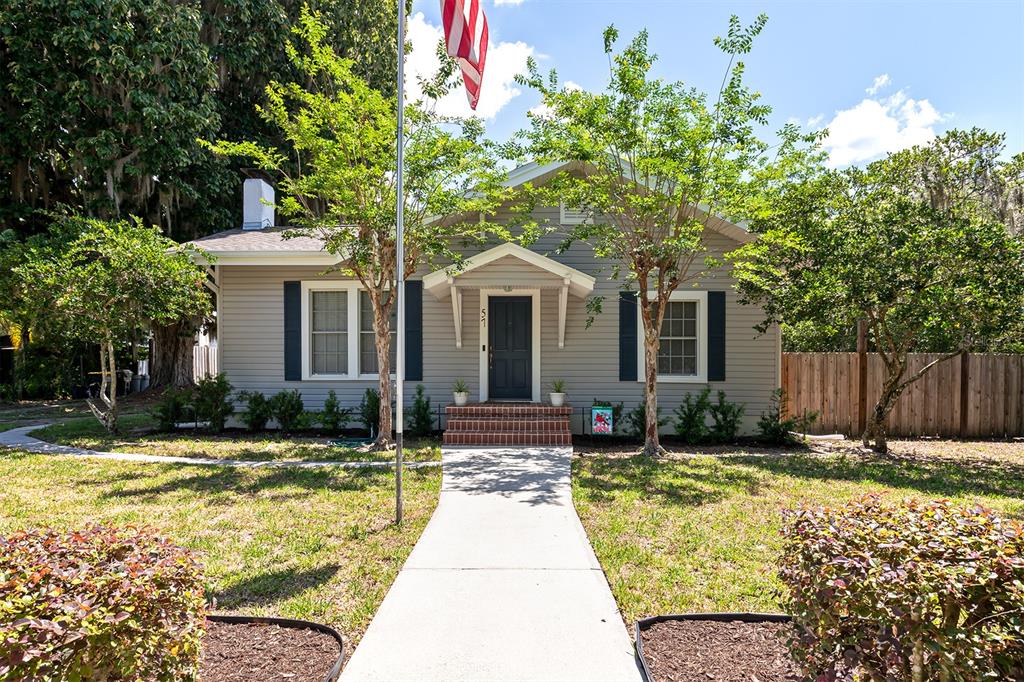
[
  {"left": 312, "top": 331, "right": 346, "bottom": 375},
  {"left": 683, "top": 356, "right": 697, "bottom": 375},
  {"left": 312, "top": 291, "right": 346, "bottom": 332},
  {"left": 657, "top": 299, "right": 699, "bottom": 377},
  {"left": 359, "top": 291, "right": 398, "bottom": 374}
]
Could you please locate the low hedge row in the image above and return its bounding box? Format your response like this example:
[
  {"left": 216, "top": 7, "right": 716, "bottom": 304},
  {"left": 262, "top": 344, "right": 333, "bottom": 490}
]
[
  {"left": 781, "top": 495, "right": 1024, "bottom": 681},
  {"left": 0, "top": 525, "right": 206, "bottom": 680}
]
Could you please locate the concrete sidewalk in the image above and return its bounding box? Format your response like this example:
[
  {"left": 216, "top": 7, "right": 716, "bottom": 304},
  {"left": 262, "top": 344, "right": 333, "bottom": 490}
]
[{"left": 341, "top": 446, "right": 643, "bottom": 682}]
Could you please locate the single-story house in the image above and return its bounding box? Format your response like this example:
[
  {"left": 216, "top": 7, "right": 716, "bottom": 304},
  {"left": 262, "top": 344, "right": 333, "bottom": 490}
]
[{"left": 188, "top": 162, "right": 779, "bottom": 445}]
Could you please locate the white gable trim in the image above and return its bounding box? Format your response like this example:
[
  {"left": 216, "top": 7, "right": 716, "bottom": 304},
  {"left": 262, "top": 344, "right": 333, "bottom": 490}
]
[{"left": 423, "top": 242, "right": 596, "bottom": 299}]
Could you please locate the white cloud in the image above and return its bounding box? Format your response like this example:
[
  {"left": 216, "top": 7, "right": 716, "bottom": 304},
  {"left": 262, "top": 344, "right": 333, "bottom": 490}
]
[
  {"left": 865, "top": 73, "right": 891, "bottom": 96},
  {"left": 806, "top": 113, "right": 824, "bottom": 128},
  {"left": 820, "top": 82, "right": 945, "bottom": 168},
  {"left": 494, "top": 0, "right": 526, "bottom": 5},
  {"left": 406, "top": 11, "right": 533, "bottom": 120}
]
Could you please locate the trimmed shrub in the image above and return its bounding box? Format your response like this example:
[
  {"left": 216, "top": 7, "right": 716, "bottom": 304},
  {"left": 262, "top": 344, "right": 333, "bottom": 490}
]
[
  {"left": 269, "top": 389, "right": 305, "bottom": 432},
  {"left": 757, "top": 388, "right": 817, "bottom": 446},
  {"left": 673, "top": 387, "right": 711, "bottom": 444},
  {"left": 708, "top": 390, "right": 745, "bottom": 443},
  {"left": 624, "top": 399, "right": 668, "bottom": 440},
  {"left": 238, "top": 390, "right": 273, "bottom": 432},
  {"left": 0, "top": 525, "right": 206, "bottom": 680},
  {"left": 407, "top": 384, "right": 434, "bottom": 437},
  {"left": 318, "top": 389, "right": 350, "bottom": 434},
  {"left": 193, "top": 372, "right": 234, "bottom": 432},
  {"left": 780, "top": 495, "right": 1024, "bottom": 681},
  {"left": 359, "top": 388, "right": 380, "bottom": 435},
  {"left": 151, "top": 386, "right": 192, "bottom": 432}
]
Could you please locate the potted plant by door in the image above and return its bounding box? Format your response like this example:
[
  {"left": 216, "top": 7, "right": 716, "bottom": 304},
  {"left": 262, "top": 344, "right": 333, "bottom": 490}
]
[
  {"left": 452, "top": 378, "right": 470, "bottom": 406},
  {"left": 549, "top": 379, "right": 567, "bottom": 407}
]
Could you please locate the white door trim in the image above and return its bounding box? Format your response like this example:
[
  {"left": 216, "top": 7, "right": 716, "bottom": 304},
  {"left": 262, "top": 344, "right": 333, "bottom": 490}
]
[{"left": 479, "top": 288, "right": 541, "bottom": 402}]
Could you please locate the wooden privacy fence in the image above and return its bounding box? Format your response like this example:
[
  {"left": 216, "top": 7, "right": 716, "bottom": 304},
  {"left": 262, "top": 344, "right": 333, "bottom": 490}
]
[
  {"left": 782, "top": 352, "right": 1024, "bottom": 438},
  {"left": 193, "top": 345, "right": 217, "bottom": 381}
]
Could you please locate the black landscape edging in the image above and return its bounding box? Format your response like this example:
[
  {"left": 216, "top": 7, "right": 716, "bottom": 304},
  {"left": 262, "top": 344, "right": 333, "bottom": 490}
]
[
  {"left": 207, "top": 614, "right": 345, "bottom": 682},
  {"left": 634, "top": 612, "right": 791, "bottom": 682}
]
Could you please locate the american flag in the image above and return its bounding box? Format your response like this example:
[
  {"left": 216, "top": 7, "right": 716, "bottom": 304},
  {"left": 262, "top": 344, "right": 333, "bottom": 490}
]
[{"left": 440, "top": 0, "right": 489, "bottom": 110}]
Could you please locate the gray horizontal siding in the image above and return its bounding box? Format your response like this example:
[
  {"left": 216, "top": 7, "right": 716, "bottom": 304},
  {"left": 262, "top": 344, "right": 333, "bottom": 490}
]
[{"left": 218, "top": 204, "right": 778, "bottom": 435}]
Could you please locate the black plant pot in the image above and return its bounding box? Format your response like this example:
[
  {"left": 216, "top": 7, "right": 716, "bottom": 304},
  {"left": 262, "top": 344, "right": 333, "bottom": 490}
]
[
  {"left": 207, "top": 614, "right": 345, "bottom": 682},
  {"left": 634, "top": 612, "right": 791, "bottom": 682}
]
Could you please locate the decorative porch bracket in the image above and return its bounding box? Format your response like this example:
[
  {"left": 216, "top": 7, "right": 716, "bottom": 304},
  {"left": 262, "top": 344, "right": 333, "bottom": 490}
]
[
  {"left": 558, "top": 278, "right": 570, "bottom": 349},
  {"left": 449, "top": 278, "right": 463, "bottom": 348}
]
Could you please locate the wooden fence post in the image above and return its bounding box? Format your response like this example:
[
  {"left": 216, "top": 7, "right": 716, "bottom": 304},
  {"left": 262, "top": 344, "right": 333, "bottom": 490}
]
[
  {"left": 856, "top": 320, "right": 868, "bottom": 436},
  {"left": 959, "top": 352, "right": 971, "bottom": 438}
]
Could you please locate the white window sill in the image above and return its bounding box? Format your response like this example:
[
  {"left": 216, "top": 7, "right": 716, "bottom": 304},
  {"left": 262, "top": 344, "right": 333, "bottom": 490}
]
[
  {"left": 301, "top": 374, "right": 396, "bottom": 381},
  {"left": 649, "top": 374, "right": 708, "bottom": 384}
]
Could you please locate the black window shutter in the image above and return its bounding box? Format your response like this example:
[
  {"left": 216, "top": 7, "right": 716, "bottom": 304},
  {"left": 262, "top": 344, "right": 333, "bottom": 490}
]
[
  {"left": 283, "top": 281, "right": 301, "bottom": 381},
  {"left": 708, "top": 291, "right": 726, "bottom": 381},
  {"left": 404, "top": 280, "right": 423, "bottom": 381},
  {"left": 619, "top": 291, "right": 638, "bottom": 381}
]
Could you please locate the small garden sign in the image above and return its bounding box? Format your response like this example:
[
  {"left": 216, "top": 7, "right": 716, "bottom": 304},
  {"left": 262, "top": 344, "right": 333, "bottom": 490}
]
[{"left": 592, "top": 406, "right": 613, "bottom": 434}]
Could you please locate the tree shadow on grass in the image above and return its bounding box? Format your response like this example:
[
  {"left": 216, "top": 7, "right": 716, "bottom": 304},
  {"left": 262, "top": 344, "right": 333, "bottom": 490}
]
[
  {"left": 98, "top": 465, "right": 401, "bottom": 504},
  {"left": 212, "top": 564, "right": 342, "bottom": 610},
  {"left": 573, "top": 455, "right": 768, "bottom": 507},
  {"left": 728, "top": 452, "right": 1024, "bottom": 508}
]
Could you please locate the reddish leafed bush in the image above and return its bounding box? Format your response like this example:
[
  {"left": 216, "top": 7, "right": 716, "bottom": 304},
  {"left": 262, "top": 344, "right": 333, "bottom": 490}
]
[
  {"left": 780, "top": 495, "right": 1024, "bottom": 681},
  {"left": 0, "top": 525, "right": 206, "bottom": 680}
]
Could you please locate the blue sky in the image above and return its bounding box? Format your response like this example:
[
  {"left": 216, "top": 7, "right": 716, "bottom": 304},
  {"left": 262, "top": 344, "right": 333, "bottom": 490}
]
[{"left": 407, "top": 0, "right": 1024, "bottom": 166}]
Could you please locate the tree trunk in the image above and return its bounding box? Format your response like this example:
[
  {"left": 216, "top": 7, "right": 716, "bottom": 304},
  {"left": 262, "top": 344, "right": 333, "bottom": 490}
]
[
  {"left": 642, "top": 322, "right": 662, "bottom": 457},
  {"left": 87, "top": 338, "right": 118, "bottom": 433},
  {"left": 861, "top": 372, "right": 903, "bottom": 454},
  {"left": 372, "top": 293, "right": 394, "bottom": 450},
  {"left": 150, "top": 319, "right": 197, "bottom": 388}
]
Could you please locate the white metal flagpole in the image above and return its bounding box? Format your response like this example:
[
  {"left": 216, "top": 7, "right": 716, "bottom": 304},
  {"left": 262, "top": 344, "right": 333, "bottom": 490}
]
[{"left": 394, "top": 0, "right": 406, "bottom": 526}]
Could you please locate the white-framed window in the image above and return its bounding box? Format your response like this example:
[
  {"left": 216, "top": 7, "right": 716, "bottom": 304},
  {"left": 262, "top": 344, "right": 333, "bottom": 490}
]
[
  {"left": 559, "top": 201, "right": 590, "bottom": 225},
  {"left": 637, "top": 290, "right": 708, "bottom": 383},
  {"left": 359, "top": 290, "right": 396, "bottom": 375},
  {"left": 300, "top": 281, "right": 396, "bottom": 380}
]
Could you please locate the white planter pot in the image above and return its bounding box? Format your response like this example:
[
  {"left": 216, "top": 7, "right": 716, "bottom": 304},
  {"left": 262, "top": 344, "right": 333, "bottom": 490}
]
[
  {"left": 453, "top": 391, "right": 470, "bottom": 407},
  {"left": 549, "top": 392, "right": 566, "bottom": 407}
]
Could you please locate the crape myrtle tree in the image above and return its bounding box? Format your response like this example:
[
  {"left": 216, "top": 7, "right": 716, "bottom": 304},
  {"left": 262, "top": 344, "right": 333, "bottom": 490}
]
[
  {"left": 207, "top": 8, "right": 509, "bottom": 449},
  {"left": 16, "top": 215, "right": 211, "bottom": 432},
  {"left": 510, "top": 17, "right": 821, "bottom": 456},
  {"left": 729, "top": 129, "right": 1024, "bottom": 453}
]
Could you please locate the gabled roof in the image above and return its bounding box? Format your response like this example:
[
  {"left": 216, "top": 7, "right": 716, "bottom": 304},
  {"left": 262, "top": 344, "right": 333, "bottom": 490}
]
[
  {"left": 502, "top": 160, "right": 755, "bottom": 244},
  {"left": 423, "top": 242, "right": 596, "bottom": 298}
]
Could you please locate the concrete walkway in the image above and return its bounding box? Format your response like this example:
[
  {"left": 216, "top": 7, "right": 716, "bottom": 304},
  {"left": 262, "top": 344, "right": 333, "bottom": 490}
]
[
  {"left": 341, "top": 446, "right": 643, "bottom": 682},
  {"left": 0, "top": 425, "right": 440, "bottom": 470}
]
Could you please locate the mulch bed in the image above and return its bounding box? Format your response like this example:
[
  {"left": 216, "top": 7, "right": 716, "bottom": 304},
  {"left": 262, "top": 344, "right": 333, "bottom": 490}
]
[
  {"left": 201, "top": 619, "right": 341, "bottom": 682},
  {"left": 639, "top": 619, "right": 800, "bottom": 682}
]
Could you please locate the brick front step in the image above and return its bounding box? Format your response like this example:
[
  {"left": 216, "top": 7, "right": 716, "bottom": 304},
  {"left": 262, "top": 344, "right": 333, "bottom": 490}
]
[
  {"left": 443, "top": 430, "right": 572, "bottom": 446},
  {"left": 445, "top": 403, "right": 573, "bottom": 419},
  {"left": 446, "top": 416, "right": 570, "bottom": 433}
]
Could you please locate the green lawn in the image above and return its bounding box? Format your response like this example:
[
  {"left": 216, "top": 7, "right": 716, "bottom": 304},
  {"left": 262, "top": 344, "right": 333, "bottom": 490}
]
[
  {"left": 0, "top": 451, "right": 440, "bottom": 647},
  {"left": 572, "top": 440, "right": 1024, "bottom": 626},
  {"left": 30, "top": 416, "right": 441, "bottom": 462}
]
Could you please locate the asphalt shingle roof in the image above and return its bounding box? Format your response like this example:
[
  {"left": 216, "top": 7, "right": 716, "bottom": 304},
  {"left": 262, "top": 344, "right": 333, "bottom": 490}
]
[{"left": 187, "top": 227, "right": 325, "bottom": 252}]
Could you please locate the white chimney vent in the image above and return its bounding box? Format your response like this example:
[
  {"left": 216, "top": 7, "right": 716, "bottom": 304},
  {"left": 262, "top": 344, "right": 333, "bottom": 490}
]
[{"left": 242, "top": 178, "right": 275, "bottom": 230}]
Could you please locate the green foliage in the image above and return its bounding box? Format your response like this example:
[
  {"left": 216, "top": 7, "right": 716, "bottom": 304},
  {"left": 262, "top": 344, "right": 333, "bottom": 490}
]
[
  {"left": 708, "top": 391, "right": 745, "bottom": 443},
  {"left": 0, "top": 525, "right": 206, "bottom": 680},
  {"left": 407, "top": 384, "right": 434, "bottom": 438},
  {"left": 152, "top": 386, "right": 193, "bottom": 432},
  {"left": 452, "top": 378, "right": 468, "bottom": 394},
  {"left": 194, "top": 373, "right": 234, "bottom": 432},
  {"left": 756, "top": 389, "right": 816, "bottom": 446},
  {"left": 269, "top": 390, "right": 305, "bottom": 432},
  {"left": 625, "top": 400, "right": 668, "bottom": 440},
  {"left": 510, "top": 16, "right": 820, "bottom": 454},
  {"left": 359, "top": 388, "right": 381, "bottom": 435},
  {"left": 550, "top": 379, "right": 566, "bottom": 394},
  {"left": 318, "top": 389, "right": 351, "bottom": 434},
  {"left": 15, "top": 215, "right": 211, "bottom": 431},
  {"left": 237, "top": 391, "right": 273, "bottom": 432},
  {"left": 780, "top": 495, "right": 1024, "bottom": 681},
  {"left": 731, "top": 129, "right": 1024, "bottom": 450},
  {"left": 673, "top": 388, "right": 712, "bottom": 444},
  {"left": 592, "top": 399, "right": 624, "bottom": 434}
]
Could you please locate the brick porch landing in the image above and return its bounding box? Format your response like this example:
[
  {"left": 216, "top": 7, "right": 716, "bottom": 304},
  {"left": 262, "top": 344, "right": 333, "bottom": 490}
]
[{"left": 443, "top": 403, "right": 572, "bottom": 446}]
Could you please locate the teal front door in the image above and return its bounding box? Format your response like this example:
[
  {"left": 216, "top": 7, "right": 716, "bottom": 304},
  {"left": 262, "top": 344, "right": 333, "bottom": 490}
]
[{"left": 488, "top": 296, "right": 532, "bottom": 400}]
